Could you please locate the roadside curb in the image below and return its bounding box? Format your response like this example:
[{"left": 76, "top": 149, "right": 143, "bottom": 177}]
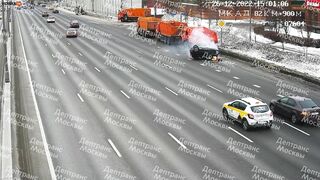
[{"left": 220, "top": 48, "right": 320, "bottom": 86}]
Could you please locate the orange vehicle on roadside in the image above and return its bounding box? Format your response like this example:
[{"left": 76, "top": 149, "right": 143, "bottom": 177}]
[
  {"left": 137, "top": 17, "right": 161, "bottom": 37},
  {"left": 118, "top": 8, "right": 151, "bottom": 22}
]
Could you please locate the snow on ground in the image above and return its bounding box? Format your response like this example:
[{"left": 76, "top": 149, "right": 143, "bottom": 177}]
[{"left": 279, "top": 26, "right": 320, "bottom": 40}]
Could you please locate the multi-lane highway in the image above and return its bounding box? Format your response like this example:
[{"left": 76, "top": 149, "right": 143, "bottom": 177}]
[{"left": 9, "top": 6, "right": 320, "bottom": 180}]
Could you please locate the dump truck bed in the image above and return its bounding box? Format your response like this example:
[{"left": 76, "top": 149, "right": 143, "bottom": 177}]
[
  {"left": 138, "top": 17, "right": 161, "bottom": 31},
  {"left": 156, "top": 21, "right": 188, "bottom": 37}
]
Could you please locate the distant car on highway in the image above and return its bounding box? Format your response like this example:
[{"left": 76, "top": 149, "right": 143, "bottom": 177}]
[
  {"left": 69, "top": 20, "right": 79, "bottom": 28},
  {"left": 42, "top": 11, "right": 49, "bottom": 17},
  {"left": 223, "top": 97, "right": 273, "bottom": 130},
  {"left": 52, "top": 9, "right": 59, "bottom": 13},
  {"left": 66, "top": 28, "right": 78, "bottom": 38},
  {"left": 270, "top": 96, "right": 320, "bottom": 125},
  {"left": 47, "top": 16, "right": 55, "bottom": 23}
]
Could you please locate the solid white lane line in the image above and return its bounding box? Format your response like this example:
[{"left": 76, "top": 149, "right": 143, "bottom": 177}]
[
  {"left": 78, "top": 52, "right": 83, "bottom": 56},
  {"left": 17, "top": 17, "right": 57, "bottom": 180},
  {"left": 282, "top": 122, "right": 310, "bottom": 136},
  {"left": 168, "top": 132, "right": 187, "bottom": 149},
  {"left": 108, "top": 139, "right": 122, "bottom": 158},
  {"left": 207, "top": 84, "right": 223, "bottom": 93},
  {"left": 130, "top": 65, "right": 138, "bottom": 70},
  {"left": 67, "top": 42, "right": 71, "bottom": 45},
  {"left": 176, "top": 53, "right": 180, "bottom": 56},
  {"left": 77, "top": 93, "right": 84, "bottom": 102},
  {"left": 94, "top": 67, "right": 101, "bottom": 72},
  {"left": 215, "top": 70, "right": 222, "bottom": 72},
  {"left": 228, "top": 127, "right": 254, "bottom": 143},
  {"left": 120, "top": 90, "right": 130, "bottom": 99},
  {"left": 165, "top": 87, "right": 178, "bottom": 96},
  {"left": 61, "top": 69, "right": 65, "bottom": 74},
  {"left": 233, "top": 76, "right": 240, "bottom": 80},
  {"left": 253, "top": 84, "right": 261, "bottom": 88}
]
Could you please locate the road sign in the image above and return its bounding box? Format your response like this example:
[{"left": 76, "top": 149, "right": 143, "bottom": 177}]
[{"left": 218, "top": 20, "right": 225, "bottom": 28}]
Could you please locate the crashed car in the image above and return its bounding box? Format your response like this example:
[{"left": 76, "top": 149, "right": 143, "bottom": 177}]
[
  {"left": 190, "top": 45, "right": 221, "bottom": 62},
  {"left": 184, "top": 27, "right": 221, "bottom": 62}
]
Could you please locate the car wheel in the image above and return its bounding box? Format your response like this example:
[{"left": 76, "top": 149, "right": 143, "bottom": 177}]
[
  {"left": 291, "top": 114, "right": 300, "bottom": 124},
  {"left": 222, "top": 108, "right": 229, "bottom": 121},
  {"left": 243, "top": 119, "right": 250, "bottom": 131}
]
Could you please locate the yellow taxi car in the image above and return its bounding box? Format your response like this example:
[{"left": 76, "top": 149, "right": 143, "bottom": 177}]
[{"left": 222, "top": 97, "right": 273, "bottom": 130}]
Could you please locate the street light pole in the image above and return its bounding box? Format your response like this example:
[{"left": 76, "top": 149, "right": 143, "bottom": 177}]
[
  {"left": 2, "top": 0, "right": 6, "bottom": 34},
  {"left": 249, "top": 4, "right": 252, "bottom": 43}
]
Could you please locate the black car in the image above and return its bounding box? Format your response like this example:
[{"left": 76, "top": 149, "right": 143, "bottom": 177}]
[
  {"left": 190, "top": 45, "right": 221, "bottom": 62},
  {"left": 270, "top": 96, "right": 320, "bottom": 125},
  {"left": 42, "top": 11, "right": 49, "bottom": 17},
  {"left": 52, "top": 9, "right": 59, "bottom": 13},
  {"left": 69, "top": 20, "right": 79, "bottom": 28}
]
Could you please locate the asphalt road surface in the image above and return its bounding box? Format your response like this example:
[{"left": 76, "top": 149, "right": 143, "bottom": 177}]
[{"left": 9, "top": 6, "right": 320, "bottom": 180}]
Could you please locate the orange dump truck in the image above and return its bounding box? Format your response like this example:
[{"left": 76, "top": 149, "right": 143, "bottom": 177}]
[
  {"left": 156, "top": 21, "right": 188, "bottom": 44},
  {"left": 118, "top": 8, "right": 151, "bottom": 22},
  {"left": 137, "top": 17, "right": 162, "bottom": 37}
]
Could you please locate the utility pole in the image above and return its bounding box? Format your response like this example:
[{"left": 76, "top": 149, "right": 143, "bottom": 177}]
[
  {"left": 249, "top": 4, "right": 252, "bottom": 43},
  {"left": 154, "top": 0, "right": 157, "bottom": 17},
  {"left": 2, "top": 0, "right": 5, "bottom": 35}
]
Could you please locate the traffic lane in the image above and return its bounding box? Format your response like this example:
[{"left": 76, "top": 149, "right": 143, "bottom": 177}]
[{"left": 12, "top": 10, "right": 57, "bottom": 179}]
